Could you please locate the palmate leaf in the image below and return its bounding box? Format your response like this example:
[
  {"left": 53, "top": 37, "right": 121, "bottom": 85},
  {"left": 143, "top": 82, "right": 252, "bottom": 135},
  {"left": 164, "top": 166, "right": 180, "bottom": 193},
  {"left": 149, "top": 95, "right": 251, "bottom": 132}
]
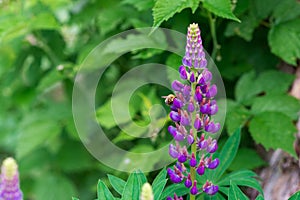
[
  {"left": 218, "top": 170, "right": 263, "bottom": 195},
  {"left": 202, "top": 0, "right": 240, "bottom": 22},
  {"left": 152, "top": 168, "right": 168, "bottom": 199},
  {"left": 160, "top": 183, "right": 189, "bottom": 200},
  {"left": 213, "top": 128, "right": 241, "bottom": 181},
  {"left": 97, "top": 180, "right": 115, "bottom": 200},
  {"left": 152, "top": 0, "right": 199, "bottom": 28},
  {"left": 121, "top": 171, "right": 146, "bottom": 200},
  {"left": 108, "top": 174, "right": 126, "bottom": 195},
  {"left": 229, "top": 182, "right": 249, "bottom": 200}
]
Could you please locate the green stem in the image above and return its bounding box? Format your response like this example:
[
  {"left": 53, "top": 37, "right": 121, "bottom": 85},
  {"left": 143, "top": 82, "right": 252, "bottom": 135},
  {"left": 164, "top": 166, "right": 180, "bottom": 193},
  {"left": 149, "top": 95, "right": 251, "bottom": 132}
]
[
  {"left": 189, "top": 81, "right": 198, "bottom": 200},
  {"left": 207, "top": 12, "right": 219, "bottom": 61}
]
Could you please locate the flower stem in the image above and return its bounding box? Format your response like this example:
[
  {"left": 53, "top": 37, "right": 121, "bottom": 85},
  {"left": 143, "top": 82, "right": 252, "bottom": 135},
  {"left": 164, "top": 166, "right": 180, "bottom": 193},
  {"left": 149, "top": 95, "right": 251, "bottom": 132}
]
[
  {"left": 207, "top": 12, "right": 219, "bottom": 61},
  {"left": 190, "top": 81, "right": 198, "bottom": 200}
]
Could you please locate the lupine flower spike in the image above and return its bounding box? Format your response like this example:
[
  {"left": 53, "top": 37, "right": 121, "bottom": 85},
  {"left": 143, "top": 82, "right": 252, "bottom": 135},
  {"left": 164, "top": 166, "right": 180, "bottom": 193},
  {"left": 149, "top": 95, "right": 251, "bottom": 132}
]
[
  {"left": 165, "top": 23, "right": 219, "bottom": 199},
  {"left": 140, "top": 183, "right": 154, "bottom": 200},
  {"left": 0, "top": 157, "right": 23, "bottom": 200}
]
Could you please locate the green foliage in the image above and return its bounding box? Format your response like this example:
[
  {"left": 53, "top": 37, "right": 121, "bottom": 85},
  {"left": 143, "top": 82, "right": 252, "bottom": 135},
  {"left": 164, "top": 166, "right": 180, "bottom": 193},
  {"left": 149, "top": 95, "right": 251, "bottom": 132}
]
[
  {"left": 1, "top": 0, "right": 300, "bottom": 199},
  {"left": 289, "top": 191, "right": 300, "bottom": 200},
  {"left": 202, "top": 0, "right": 240, "bottom": 22},
  {"left": 225, "top": 0, "right": 300, "bottom": 65},
  {"left": 152, "top": 0, "right": 199, "bottom": 28},
  {"left": 250, "top": 112, "right": 297, "bottom": 157}
]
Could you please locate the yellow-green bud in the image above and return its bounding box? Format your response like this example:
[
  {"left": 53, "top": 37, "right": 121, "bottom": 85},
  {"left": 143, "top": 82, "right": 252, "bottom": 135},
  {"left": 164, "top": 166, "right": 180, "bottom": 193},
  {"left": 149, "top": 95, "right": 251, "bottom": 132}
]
[{"left": 140, "top": 183, "right": 153, "bottom": 200}]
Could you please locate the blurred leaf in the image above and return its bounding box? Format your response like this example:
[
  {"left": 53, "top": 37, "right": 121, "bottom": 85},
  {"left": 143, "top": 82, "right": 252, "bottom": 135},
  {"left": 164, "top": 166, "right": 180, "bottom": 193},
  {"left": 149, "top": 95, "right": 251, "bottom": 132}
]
[
  {"left": 108, "top": 174, "right": 126, "bottom": 195},
  {"left": 97, "top": 180, "right": 115, "bottom": 200},
  {"left": 254, "top": 0, "right": 281, "bottom": 19},
  {"left": 249, "top": 111, "right": 297, "bottom": 157},
  {"left": 225, "top": 12, "right": 259, "bottom": 41},
  {"left": 255, "top": 70, "right": 294, "bottom": 95},
  {"left": 34, "top": 174, "right": 77, "bottom": 200},
  {"left": 229, "top": 182, "right": 249, "bottom": 200},
  {"left": 235, "top": 71, "right": 261, "bottom": 104},
  {"left": 289, "top": 191, "right": 300, "bottom": 200},
  {"left": 268, "top": 18, "right": 300, "bottom": 65},
  {"left": 251, "top": 95, "right": 300, "bottom": 120},
  {"left": 235, "top": 70, "right": 293, "bottom": 105},
  {"left": 226, "top": 103, "right": 251, "bottom": 135},
  {"left": 122, "top": 0, "right": 154, "bottom": 11},
  {"left": 97, "top": 5, "right": 131, "bottom": 36},
  {"left": 213, "top": 128, "right": 241, "bottom": 180},
  {"left": 271, "top": 0, "right": 300, "bottom": 24},
  {"left": 203, "top": 0, "right": 240, "bottom": 22},
  {"left": 256, "top": 194, "right": 265, "bottom": 200},
  {"left": 29, "top": 13, "right": 59, "bottom": 30},
  {"left": 55, "top": 140, "right": 94, "bottom": 172},
  {"left": 152, "top": 0, "right": 199, "bottom": 28},
  {"left": 16, "top": 119, "right": 60, "bottom": 159},
  {"left": 228, "top": 148, "right": 266, "bottom": 171}
]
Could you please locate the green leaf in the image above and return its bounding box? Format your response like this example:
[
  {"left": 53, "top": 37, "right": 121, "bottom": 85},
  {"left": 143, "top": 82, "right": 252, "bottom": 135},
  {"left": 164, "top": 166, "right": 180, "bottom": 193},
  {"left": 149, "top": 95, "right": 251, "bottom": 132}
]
[
  {"left": 202, "top": 0, "right": 240, "bottom": 22},
  {"left": 235, "top": 71, "right": 261, "bottom": 104},
  {"left": 160, "top": 184, "right": 189, "bottom": 200},
  {"left": 255, "top": 70, "right": 294, "bottom": 95},
  {"left": 72, "top": 198, "right": 80, "bottom": 200},
  {"left": 29, "top": 13, "right": 59, "bottom": 30},
  {"left": 108, "top": 174, "right": 126, "bottom": 195},
  {"left": 16, "top": 120, "right": 60, "bottom": 159},
  {"left": 136, "top": 170, "right": 148, "bottom": 186},
  {"left": 218, "top": 170, "right": 263, "bottom": 195},
  {"left": 152, "top": 168, "right": 167, "bottom": 187},
  {"left": 229, "top": 182, "right": 249, "bottom": 200},
  {"left": 55, "top": 140, "right": 94, "bottom": 172},
  {"left": 254, "top": 0, "right": 281, "bottom": 19},
  {"left": 213, "top": 128, "right": 241, "bottom": 180},
  {"left": 268, "top": 18, "right": 300, "bottom": 65},
  {"left": 218, "top": 170, "right": 258, "bottom": 185},
  {"left": 122, "top": 173, "right": 140, "bottom": 200},
  {"left": 122, "top": 0, "right": 154, "bottom": 11},
  {"left": 225, "top": 12, "right": 259, "bottom": 41},
  {"left": 153, "top": 180, "right": 167, "bottom": 200},
  {"left": 152, "top": 0, "right": 199, "bottom": 28},
  {"left": 226, "top": 104, "right": 251, "bottom": 135},
  {"left": 34, "top": 174, "right": 77, "bottom": 200},
  {"left": 249, "top": 111, "right": 297, "bottom": 157},
  {"left": 289, "top": 190, "right": 300, "bottom": 200},
  {"left": 271, "top": 0, "right": 300, "bottom": 24},
  {"left": 251, "top": 95, "right": 300, "bottom": 120},
  {"left": 97, "top": 180, "right": 115, "bottom": 200},
  {"left": 228, "top": 148, "right": 266, "bottom": 171}
]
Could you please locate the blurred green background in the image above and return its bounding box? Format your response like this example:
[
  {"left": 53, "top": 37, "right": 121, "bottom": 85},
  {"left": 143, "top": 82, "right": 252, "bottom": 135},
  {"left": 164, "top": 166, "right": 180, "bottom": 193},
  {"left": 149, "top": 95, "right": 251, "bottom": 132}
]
[{"left": 0, "top": 0, "right": 300, "bottom": 199}]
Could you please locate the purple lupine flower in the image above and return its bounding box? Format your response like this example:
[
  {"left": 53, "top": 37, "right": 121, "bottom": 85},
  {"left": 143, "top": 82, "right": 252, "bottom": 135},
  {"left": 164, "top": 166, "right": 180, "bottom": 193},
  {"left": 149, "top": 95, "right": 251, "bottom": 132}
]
[
  {"left": 0, "top": 157, "right": 23, "bottom": 200},
  {"left": 203, "top": 181, "right": 219, "bottom": 195},
  {"left": 165, "top": 23, "right": 220, "bottom": 197}
]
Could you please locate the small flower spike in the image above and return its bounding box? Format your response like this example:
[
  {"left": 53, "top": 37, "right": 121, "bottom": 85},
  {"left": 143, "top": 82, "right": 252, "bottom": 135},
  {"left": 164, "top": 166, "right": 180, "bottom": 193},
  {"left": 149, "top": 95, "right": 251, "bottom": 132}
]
[{"left": 0, "top": 157, "right": 23, "bottom": 200}]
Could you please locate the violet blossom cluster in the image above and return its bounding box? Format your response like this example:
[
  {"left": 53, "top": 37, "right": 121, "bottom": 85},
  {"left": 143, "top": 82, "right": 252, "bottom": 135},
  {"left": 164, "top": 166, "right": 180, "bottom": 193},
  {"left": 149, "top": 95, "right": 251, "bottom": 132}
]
[
  {"left": 166, "top": 23, "right": 219, "bottom": 199},
  {"left": 0, "top": 158, "right": 23, "bottom": 200}
]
